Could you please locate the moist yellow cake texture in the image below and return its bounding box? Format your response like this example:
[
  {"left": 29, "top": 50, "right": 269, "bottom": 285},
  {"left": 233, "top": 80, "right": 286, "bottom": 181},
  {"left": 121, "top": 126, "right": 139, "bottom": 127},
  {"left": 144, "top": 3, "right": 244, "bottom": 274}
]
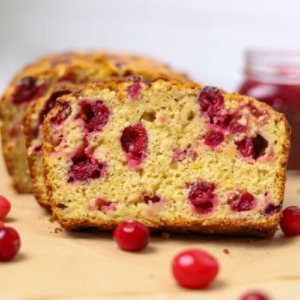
[
  {"left": 42, "top": 78, "right": 290, "bottom": 238},
  {"left": 0, "top": 51, "right": 190, "bottom": 195}
]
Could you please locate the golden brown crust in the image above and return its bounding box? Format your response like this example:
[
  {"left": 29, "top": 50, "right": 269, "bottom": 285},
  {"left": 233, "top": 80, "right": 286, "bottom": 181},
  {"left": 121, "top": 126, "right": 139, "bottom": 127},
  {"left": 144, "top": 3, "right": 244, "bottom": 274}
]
[{"left": 52, "top": 215, "right": 279, "bottom": 239}]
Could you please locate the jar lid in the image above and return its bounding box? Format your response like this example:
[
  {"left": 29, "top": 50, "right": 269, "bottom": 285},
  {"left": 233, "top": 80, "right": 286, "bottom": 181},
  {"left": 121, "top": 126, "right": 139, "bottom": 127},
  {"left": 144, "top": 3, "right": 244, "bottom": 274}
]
[{"left": 245, "top": 49, "right": 300, "bottom": 84}]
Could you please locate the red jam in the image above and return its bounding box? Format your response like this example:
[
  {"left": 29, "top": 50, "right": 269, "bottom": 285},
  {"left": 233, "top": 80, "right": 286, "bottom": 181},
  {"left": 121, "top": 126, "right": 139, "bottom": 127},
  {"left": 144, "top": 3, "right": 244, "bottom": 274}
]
[{"left": 238, "top": 50, "right": 300, "bottom": 169}]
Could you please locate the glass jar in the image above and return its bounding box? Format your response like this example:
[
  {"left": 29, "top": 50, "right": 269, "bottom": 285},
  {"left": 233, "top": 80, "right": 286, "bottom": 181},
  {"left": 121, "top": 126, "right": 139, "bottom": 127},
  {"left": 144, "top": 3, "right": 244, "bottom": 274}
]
[{"left": 238, "top": 49, "right": 300, "bottom": 169}]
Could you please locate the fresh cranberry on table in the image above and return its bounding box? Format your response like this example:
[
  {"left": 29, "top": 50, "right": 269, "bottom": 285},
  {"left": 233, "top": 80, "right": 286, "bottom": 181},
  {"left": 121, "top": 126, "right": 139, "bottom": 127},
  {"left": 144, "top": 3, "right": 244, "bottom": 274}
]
[
  {"left": 0, "top": 227, "right": 21, "bottom": 261},
  {"left": 171, "top": 248, "right": 219, "bottom": 289},
  {"left": 113, "top": 220, "right": 150, "bottom": 251},
  {"left": 280, "top": 206, "right": 300, "bottom": 236},
  {"left": 240, "top": 291, "right": 270, "bottom": 300},
  {"left": 0, "top": 195, "right": 11, "bottom": 220}
]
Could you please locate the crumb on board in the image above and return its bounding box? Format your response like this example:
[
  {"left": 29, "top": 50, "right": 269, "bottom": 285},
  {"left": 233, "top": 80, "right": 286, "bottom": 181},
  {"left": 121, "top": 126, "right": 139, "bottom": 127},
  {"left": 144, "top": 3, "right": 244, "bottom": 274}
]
[
  {"left": 49, "top": 216, "right": 55, "bottom": 223},
  {"left": 223, "top": 248, "right": 230, "bottom": 254},
  {"left": 55, "top": 227, "right": 63, "bottom": 233}
]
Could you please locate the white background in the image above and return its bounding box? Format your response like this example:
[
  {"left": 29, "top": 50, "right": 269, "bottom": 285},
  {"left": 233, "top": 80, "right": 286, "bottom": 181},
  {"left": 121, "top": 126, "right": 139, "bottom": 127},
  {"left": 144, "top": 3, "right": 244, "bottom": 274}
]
[{"left": 1, "top": 0, "right": 300, "bottom": 92}]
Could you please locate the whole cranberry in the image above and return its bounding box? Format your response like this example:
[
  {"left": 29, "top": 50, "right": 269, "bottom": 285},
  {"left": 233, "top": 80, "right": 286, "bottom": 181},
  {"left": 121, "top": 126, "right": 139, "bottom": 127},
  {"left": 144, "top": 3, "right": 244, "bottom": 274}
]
[
  {"left": 0, "top": 195, "right": 11, "bottom": 220},
  {"left": 0, "top": 227, "right": 21, "bottom": 261},
  {"left": 280, "top": 206, "right": 300, "bottom": 236},
  {"left": 120, "top": 124, "right": 148, "bottom": 162},
  {"left": 0, "top": 221, "right": 4, "bottom": 228},
  {"left": 171, "top": 248, "right": 219, "bottom": 289},
  {"left": 240, "top": 291, "right": 269, "bottom": 300},
  {"left": 113, "top": 220, "right": 150, "bottom": 251}
]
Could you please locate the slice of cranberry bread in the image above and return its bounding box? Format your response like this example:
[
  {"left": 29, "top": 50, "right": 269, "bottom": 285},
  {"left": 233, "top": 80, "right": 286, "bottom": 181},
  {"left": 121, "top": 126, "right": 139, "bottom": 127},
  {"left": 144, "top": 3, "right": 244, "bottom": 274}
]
[
  {"left": 1, "top": 51, "right": 190, "bottom": 193},
  {"left": 42, "top": 78, "right": 290, "bottom": 238},
  {"left": 0, "top": 54, "right": 102, "bottom": 193},
  {"left": 24, "top": 82, "right": 83, "bottom": 208}
]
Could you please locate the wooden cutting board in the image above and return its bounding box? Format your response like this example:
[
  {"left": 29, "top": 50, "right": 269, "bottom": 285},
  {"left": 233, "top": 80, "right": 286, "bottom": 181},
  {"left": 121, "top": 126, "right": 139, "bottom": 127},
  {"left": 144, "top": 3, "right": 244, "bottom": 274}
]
[{"left": 1, "top": 149, "right": 300, "bottom": 300}]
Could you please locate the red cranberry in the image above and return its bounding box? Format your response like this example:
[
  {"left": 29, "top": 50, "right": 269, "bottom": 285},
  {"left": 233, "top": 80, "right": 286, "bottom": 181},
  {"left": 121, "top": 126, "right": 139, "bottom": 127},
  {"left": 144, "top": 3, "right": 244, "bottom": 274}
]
[
  {"left": 69, "top": 154, "right": 106, "bottom": 182},
  {"left": 188, "top": 181, "right": 215, "bottom": 214},
  {"left": 123, "top": 70, "right": 133, "bottom": 77},
  {"left": 113, "top": 220, "right": 150, "bottom": 251},
  {"left": 203, "top": 131, "right": 224, "bottom": 147},
  {"left": 79, "top": 100, "right": 110, "bottom": 132},
  {"left": 235, "top": 137, "right": 254, "bottom": 158},
  {"left": 0, "top": 221, "right": 4, "bottom": 228},
  {"left": 95, "top": 198, "right": 116, "bottom": 212},
  {"left": 264, "top": 203, "right": 281, "bottom": 216},
  {"left": 142, "top": 194, "right": 161, "bottom": 204},
  {"left": 39, "top": 89, "right": 71, "bottom": 125},
  {"left": 171, "top": 248, "right": 219, "bottom": 289},
  {"left": 280, "top": 206, "right": 300, "bottom": 236},
  {"left": 33, "top": 144, "right": 43, "bottom": 153},
  {"left": 12, "top": 76, "right": 46, "bottom": 104},
  {"left": 95, "top": 198, "right": 110, "bottom": 208},
  {"left": 51, "top": 101, "right": 71, "bottom": 125},
  {"left": 212, "top": 114, "right": 246, "bottom": 133},
  {"left": 240, "top": 291, "right": 269, "bottom": 300},
  {"left": 120, "top": 124, "right": 148, "bottom": 162},
  {"left": 0, "top": 195, "right": 11, "bottom": 220},
  {"left": 0, "top": 227, "right": 21, "bottom": 261},
  {"left": 228, "top": 120, "right": 247, "bottom": 133},
  {"left": 229, "top": 192, "right": 256, "bottom": 212},
  {"left": 236, "top": 135, "right": 268, "bottom": 159},
  {"left": 213, "top": 114, "right": 232, "bottom": 128},
  {"left": 127, "top": 77, "right": 142, "bottom": 99},
  {"left": 198, "top": 87, "right": 224, "bottom": 117}
]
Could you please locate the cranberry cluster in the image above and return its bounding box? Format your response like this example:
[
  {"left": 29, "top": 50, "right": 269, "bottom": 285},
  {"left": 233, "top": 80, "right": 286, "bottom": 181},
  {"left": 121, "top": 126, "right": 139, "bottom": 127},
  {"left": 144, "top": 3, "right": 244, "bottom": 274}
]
[
  {"left": 198, "top": 87, "right": 268, "bottom": 159},
  {"left": 0, "top": 195, "right": 21, "bottom": 262}
]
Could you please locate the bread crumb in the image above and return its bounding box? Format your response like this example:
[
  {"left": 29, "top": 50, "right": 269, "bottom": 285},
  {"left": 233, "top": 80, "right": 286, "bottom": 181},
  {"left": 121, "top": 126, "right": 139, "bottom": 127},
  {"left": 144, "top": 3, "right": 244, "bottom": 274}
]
[
  {"left": 223, "top": 248, "right": 230, "bottom": 254},
  {"left": 55, "top": 227, "right": 63, "bottom": 233},
  {"left": 49, "top": 216, "right": 55, "bottom": 223}
]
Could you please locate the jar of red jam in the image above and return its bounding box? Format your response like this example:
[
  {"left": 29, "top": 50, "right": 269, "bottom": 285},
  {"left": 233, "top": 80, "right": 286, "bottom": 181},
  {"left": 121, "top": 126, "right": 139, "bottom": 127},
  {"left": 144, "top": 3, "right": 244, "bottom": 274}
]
[{"left": 238, "top": 50, "right": 300, "bottom": 169}]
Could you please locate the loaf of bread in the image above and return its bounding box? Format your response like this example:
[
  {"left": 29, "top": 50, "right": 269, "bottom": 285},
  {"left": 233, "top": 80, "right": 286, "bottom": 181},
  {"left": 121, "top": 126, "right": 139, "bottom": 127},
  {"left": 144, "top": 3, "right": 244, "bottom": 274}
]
[
  {"left": 42, "top": 78, "right": 290, "bottom": 238},
  {"left": 0, "top": 51, "right": 189, "bottom": 194}
]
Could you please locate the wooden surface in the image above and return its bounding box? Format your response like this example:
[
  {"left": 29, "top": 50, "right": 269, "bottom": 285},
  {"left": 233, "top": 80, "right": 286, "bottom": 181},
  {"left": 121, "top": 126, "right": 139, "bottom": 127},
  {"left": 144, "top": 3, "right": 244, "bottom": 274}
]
[{"left": 1, "top": 151, "right": 300, "bottom": 299}]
